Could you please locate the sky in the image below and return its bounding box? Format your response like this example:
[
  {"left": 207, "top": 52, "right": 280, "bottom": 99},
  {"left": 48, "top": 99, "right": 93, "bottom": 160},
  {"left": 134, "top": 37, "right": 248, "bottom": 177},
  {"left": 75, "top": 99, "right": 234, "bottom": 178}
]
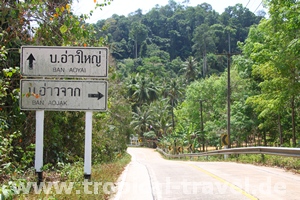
[{"left": 72, "top": 0, "right": 265, "bottom": 23}]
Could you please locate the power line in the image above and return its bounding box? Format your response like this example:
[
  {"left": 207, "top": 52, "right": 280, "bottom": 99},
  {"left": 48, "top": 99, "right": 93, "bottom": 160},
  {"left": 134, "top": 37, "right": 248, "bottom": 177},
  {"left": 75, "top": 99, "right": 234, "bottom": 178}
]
[
  {"left": 254, "top": 1, "right": 263, "bottom": 13},
  {"left": 248, "top": 0, "right": 258, "bottom": 11},
  {"left": 246, "top": 0, "right": 263, "bottom": 14},
  {"left": 245, "top": 0, "right": 251, "bottom": 8}
]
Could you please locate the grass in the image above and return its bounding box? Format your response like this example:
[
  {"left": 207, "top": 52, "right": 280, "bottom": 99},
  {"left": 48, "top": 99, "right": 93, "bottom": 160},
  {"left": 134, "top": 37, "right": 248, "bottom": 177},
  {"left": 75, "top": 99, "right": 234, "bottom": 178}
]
[
  {"left": 228, "top": 154, "right": 300, "bottom": 173},
  {"left": 158, "top": 150, "right": 300, "bottom": 174},
  {"left": 15, "top": 153, "right": 131, "bottom": 200}
]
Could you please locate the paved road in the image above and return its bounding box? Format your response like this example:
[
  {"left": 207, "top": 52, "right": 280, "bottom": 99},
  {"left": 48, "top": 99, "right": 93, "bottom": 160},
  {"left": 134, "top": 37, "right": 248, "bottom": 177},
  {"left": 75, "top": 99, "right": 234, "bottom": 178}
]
[{"left": 112, "top": 147, "right": 300, "bottom": 200}]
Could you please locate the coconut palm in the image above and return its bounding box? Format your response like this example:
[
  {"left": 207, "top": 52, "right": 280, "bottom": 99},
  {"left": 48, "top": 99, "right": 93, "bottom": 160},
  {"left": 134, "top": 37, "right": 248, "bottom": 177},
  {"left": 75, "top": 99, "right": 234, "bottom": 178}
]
[
  {"left": 130, "top": 105, "right": 154, "bottom": 137},
  {"left": 133, "top": 76, "right": 149, "bottom": 106},
  {"left": 150, "top": 99, "right": 173, "bottom": 138},
  {"left": 161, "top": 77, "right": 185, "bottom": 129},
  {"left": 167, "top": 77, "right": 185, "bottom": 129},
  {"left": 181, "top": 56, "right": 199, "bottom": 83},
  {"left": 126, "top": 74, "right": 160, "bottom": 108}
]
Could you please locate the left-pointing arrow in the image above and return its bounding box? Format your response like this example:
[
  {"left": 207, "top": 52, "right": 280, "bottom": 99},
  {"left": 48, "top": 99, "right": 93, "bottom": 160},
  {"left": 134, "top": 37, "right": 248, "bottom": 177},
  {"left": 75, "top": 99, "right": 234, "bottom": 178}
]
[
  {"left": 27, "top": 54, "right": 35, "bottom": 70},
  {"left": 88, "top": 92, "right": 104, "bottom": 100}
]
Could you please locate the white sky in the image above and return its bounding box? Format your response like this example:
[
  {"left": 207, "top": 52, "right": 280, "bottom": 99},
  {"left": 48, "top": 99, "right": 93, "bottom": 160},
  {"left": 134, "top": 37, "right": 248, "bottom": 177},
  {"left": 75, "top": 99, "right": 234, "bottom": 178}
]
[{"left": 73, "top": 0, "right": 265, "bottom": 23}]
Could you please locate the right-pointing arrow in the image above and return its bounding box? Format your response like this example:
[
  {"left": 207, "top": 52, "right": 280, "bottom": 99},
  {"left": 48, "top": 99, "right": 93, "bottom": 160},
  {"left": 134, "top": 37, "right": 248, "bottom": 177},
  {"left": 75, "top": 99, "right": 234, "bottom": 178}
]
[{"left": 88, "top": 92, "right": 104, "bottom": 100}]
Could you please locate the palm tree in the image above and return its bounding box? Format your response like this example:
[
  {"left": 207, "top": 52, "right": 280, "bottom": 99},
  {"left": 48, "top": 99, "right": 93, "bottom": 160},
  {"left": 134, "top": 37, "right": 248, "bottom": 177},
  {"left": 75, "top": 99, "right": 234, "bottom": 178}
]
[
  {"left": 181, "top": 56, "right": 199, "bottom": 83},
  {"left": 150, "top": 99, "right": 172, "bottom": 138},
  {"left": 130, "top": 105, "right": 153, "bottom": 137},
  {"left": 128, "top": 74, "right": 160, "bottom": 107},
  {"left": 165, "top": 77, "right": 185, "bottom": 129},
  {"left": 146, "top": 76, "right": 160, "bottom": 103}
]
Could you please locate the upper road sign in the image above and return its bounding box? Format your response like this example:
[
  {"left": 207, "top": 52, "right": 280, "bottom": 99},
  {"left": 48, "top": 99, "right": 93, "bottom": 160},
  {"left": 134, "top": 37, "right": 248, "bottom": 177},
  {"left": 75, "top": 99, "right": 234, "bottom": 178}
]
[
  {"left": 20, "top": 79, "right": 107, "bottom": 111},
  {"left": 21, "top": 46, "right": 108, "bottom": 78}
]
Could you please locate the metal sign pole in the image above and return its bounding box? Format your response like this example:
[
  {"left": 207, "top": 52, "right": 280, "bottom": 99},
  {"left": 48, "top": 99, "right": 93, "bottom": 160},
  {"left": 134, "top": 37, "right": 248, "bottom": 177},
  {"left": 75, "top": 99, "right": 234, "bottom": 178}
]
[
  {"left": 224, "top": 145, "right": 228, "bottom": 160},
  {"left": 84, "top": 111, "right": 93, "bottom": 180},
  {"left": 35, "top": 110, "right": 44, "bottom": 184}
]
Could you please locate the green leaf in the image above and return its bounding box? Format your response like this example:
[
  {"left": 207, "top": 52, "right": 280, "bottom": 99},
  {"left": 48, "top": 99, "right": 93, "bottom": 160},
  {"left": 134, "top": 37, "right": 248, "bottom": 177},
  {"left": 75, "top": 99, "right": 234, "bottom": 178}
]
[{"left": 59, "top": 25, "right": 68, "bottom": 34}]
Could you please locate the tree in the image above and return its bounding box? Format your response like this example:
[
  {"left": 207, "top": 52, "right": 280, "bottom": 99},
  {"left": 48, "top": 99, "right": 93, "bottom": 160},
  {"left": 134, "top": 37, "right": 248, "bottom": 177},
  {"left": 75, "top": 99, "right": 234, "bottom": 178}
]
[
  {"left": 130, "top": 105, "right": 154, "bottom": 137},
  {"left": 140, "top": 56, "right": 168, "bottom": 76},
  {"left": 181, "top": 56, "right": 199, "bottom": 83},
  {"left": 126, "top": 74, "right": 160, "bottom": 108},
  {"left": 175, "top": 74, "right": 227, "bottom": 150},
  {"left": 0, "top": 1, "right": 128, "bottom": 183},
  {"left": 220, "top": 4, "right": 262, "bottom": 53},
  {"left": 192, "top": 24, "right": 216, "bottom": 77},
  {"left": 129, "top": 22, "right": 148, "bottom": 58},
  {"left": 240, "top": 0, "right": 300, "bottom": 146},
  {"left": 266, "top": 0, "right": 300, "bottom": 146},
  {"left": 230, "top": 66, "right": 256, "bottom": 147},
  {"left": 149, "top": 99, "right": 173, "bottom": 138},
  {"left": 192, "top": 24, "right": 216, "bottom": 56},
  {"left": 165, "top": 77, "right": 185, "bottom": 129}
]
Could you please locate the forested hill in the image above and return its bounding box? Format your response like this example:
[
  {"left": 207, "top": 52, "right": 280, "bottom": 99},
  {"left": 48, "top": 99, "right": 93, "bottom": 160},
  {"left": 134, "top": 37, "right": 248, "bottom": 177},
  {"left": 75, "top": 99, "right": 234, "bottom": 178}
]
[
  {"left": 2, "top": 1, "right": 299, "bottom": 198},
  {"left": 93, "top": 1, "right": 263, "bottom": 67}
]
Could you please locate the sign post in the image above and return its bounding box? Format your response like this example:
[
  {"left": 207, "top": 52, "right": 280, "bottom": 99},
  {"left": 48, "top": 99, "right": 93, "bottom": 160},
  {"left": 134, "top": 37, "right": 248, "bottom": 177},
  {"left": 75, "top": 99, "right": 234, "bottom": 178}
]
[
  {"left": 35, "top": 110, "right": 44, "bottom": 185},
  {"left": 84, "top": 111, "right": 93, "bottom": 180},
  {"left": 221, "top": 134, "right": 229, "bottom": 159},
  {"left": 20, "top": 46, "right": 108, "bottom": 182}
]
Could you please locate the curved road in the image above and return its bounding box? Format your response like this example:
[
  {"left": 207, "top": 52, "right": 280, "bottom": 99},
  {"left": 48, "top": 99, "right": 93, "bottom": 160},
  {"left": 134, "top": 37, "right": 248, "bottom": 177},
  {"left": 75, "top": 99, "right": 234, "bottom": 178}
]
[{"left": 112, "top": 147, "right": 300, "bottom": 200}]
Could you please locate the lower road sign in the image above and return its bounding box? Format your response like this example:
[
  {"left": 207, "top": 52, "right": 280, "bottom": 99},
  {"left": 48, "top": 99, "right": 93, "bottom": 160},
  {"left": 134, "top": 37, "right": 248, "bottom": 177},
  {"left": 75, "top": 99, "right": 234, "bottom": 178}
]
[{"left": 20, "top": 80, "right": 107, "bottom": 111}]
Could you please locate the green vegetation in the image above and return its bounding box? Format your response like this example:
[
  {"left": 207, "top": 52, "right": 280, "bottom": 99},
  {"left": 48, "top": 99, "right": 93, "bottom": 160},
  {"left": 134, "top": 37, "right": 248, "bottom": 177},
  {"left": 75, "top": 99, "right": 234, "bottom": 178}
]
[
  {"left": 0, "top": 153, "right": 131, "bottom": 200},
  {"left": 1, "top": 0, "right": 300, "bottom": 199},
  {"left": 230, "top": 154, "right": 300, "bottom": 173},
  {"left": 97, "top": 0, "right": 300, "bottom": 153},
  {"left": 221, "top": 154, "right": 300, "bottom": 174},
  {"left": 159, "top": 151, "right": 300, "bottom": 174},
  {"left": 0, "top": 0, "right": 131, "bottom": 199}
]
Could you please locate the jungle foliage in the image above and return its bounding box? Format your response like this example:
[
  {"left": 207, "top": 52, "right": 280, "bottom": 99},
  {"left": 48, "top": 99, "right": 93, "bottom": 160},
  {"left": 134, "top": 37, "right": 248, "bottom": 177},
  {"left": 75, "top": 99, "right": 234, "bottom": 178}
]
[
  {"left": 1, "top": 0, "right": 300, "bottom": 198},
  {"left": 92, "top": 0, "right": 300, "bottom": 153}
]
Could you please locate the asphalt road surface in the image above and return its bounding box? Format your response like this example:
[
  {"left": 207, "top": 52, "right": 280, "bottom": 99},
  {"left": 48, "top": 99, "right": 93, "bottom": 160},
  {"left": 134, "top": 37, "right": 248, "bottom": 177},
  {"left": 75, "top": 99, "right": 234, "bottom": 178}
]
[{"left": 112, "top": 147, "right": 300, "bottom": 200}]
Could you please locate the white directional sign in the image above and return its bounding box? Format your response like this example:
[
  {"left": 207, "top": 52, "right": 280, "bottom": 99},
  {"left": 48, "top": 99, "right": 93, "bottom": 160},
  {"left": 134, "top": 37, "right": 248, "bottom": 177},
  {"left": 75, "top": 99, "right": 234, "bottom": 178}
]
[
  {"left": 21, "top": 46, "right": 108, "bottom": 78},
  {"left": 20, "top": 80, "right": 107, "bottom": 111}
]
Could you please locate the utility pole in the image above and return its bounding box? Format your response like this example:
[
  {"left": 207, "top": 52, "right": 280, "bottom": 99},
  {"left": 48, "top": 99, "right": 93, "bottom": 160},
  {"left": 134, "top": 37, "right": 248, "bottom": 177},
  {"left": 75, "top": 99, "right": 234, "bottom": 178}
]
[
  {"left": 216, "top": 33, "right": 240, "bottom": 149},
  {"left": 227, "top": 33, "right": 231, "bottom": 149},
  {"left": 199, "top": 99, "right": 206, "bottom": 151}
]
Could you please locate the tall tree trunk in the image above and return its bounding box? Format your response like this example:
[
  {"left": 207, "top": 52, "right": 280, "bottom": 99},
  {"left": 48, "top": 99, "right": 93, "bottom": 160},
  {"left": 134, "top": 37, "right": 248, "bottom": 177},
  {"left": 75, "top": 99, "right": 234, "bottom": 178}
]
[
  {"left": 171, "top": 98, "right": 175, "bottom": 129},
  {"left": 203, "top": 42, "right": 207, "bottom": 78},
  {"left": 263, "top": 131, "right": 267, "bottom": 146},
  {"left": 291, "top": 97, "right": 296, "bottom": 147},
  {"left": 278, "top": 114, "right": 283, "bottom": 146},
  {"left": 135, "top": 40, "right": 138, "bottom": 59}
]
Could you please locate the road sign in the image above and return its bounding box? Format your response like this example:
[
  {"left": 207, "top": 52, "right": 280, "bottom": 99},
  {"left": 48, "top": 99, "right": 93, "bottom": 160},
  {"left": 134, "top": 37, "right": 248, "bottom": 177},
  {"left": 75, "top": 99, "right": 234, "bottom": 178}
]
[
  {"left": 21, "top": 46, "right": 108, "bottom": 78},
  {"left": 221, "top": 134, "right": 229, "bottom": 146},
  {"left": 20, "top": 79, "right": 107, "bottom": 111}
]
